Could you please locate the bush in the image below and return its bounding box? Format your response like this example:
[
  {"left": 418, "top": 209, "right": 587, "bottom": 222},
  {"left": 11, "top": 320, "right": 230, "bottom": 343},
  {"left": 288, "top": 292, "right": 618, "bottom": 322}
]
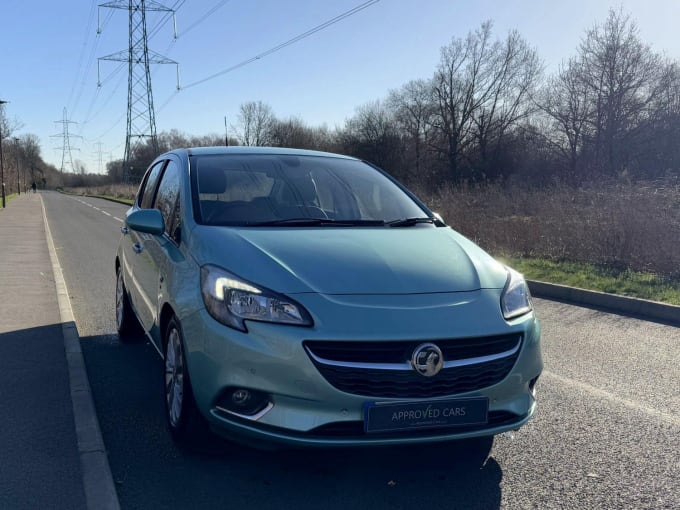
[{"left": 416, "top": 179, "right": 680, "bottom": 279}]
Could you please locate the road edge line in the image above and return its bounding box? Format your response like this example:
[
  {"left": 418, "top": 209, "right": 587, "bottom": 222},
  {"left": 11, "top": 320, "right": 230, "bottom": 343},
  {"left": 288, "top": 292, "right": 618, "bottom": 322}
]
[
  {"left": 40, "top": 195, "right": 121, "bottom": 510},
  {"left": 543, "top": 370, "right": 680, "bottom": 426}
]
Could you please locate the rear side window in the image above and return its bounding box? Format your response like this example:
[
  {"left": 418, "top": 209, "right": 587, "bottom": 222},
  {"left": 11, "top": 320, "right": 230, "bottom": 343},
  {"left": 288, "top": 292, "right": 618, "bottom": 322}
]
[{"left": 139, "top": 161, "right": 165, "bottom": 209}]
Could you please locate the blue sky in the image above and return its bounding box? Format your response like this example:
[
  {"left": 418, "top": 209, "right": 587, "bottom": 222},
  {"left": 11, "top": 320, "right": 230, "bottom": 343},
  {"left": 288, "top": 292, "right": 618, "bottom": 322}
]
[{"left": 1, "top": 0, "right": 679, "bottom": 174}]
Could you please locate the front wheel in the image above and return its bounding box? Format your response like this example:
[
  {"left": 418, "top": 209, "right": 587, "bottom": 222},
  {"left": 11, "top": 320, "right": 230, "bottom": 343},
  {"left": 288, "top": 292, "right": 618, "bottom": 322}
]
[{"left": 164, "top": 316, "right": 206, "bottom": 443}]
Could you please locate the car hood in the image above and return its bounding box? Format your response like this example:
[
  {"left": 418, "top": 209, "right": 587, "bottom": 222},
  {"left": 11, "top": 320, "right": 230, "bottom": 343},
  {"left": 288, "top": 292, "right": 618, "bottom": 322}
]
[{"left": 189, "top": 225, "right": 508, "bottom": 295}]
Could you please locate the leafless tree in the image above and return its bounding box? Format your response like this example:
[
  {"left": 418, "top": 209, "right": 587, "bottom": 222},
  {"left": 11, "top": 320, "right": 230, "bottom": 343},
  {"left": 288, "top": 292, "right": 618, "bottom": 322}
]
[
  {"left": 20, "top": 134, "right": 43, "bottom": 186},
  {"left": 577, "top": 8, "right": 663, "bottom": 176},
  {"left": 387, "top": 79, "right": 436, "bottom": 177},
  {"left": 431, "top": 21, "right": 541, "bottom": 180},
  {"left": 270, "top": 117, "right": 320, "bottom": 149},
  {"left": 539, "top": 57, "right": 593, "bottom": 180},
  {"left": 338, "top": 100, "right": 402, "bottom": 172},
  {"left": 234, "top": 101, "right": 275, "bottom": 146}
]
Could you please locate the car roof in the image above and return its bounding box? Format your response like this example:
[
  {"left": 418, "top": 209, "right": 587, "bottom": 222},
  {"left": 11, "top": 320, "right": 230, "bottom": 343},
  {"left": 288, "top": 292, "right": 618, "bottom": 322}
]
[{"left": 175, "top": 146, "right": 358, "bottom": 160}]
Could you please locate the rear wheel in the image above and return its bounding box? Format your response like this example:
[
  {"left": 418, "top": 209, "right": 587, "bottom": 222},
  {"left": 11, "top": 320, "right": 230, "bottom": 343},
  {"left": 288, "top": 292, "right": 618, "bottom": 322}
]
[
  {"left": 115, "top": 266, "right": 140, "bottom": 340},
  {"left": 164, "top": 316, "right": 206, "bottom": 443}
]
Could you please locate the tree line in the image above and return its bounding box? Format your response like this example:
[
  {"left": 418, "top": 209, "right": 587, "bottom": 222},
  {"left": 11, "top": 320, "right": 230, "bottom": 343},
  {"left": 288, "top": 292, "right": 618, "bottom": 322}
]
[
  {"left": 4, "top": 9, "right": 678, "bottom": 190},
  {"left": 121, "top": 9, "right": 672, "bottom": 188}
]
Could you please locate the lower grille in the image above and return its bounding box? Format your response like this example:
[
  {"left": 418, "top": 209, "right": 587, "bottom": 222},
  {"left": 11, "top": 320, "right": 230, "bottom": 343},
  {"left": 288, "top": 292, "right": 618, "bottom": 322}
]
[{"left": 308, "top": 411, "right": 523, "bottom": 438}]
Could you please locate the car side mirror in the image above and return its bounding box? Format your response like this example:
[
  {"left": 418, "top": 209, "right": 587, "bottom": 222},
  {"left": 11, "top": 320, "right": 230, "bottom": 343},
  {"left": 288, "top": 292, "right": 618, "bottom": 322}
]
[{"left": 126, "top": 208, "right": 165, "bottom": 236}]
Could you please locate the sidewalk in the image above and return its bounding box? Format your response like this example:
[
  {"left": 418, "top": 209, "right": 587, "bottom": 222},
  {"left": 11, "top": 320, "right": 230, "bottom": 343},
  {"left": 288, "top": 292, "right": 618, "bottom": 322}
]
[{"left": 0, "top": 194, "right": 90, "bottom": 509}]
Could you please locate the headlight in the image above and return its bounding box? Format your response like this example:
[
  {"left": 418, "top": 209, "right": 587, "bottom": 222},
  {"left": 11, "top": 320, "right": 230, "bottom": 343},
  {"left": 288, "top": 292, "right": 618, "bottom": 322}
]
[
  {"left": 500, "top": 267, "right": 533, "bottom": 320},
  {"left": 200, "top": 265, "right": 313, "bottom": 331}
]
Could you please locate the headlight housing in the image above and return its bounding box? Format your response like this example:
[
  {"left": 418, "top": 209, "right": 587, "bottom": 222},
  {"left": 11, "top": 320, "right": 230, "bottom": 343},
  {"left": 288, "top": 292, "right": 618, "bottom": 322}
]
[
  {"left": 200, "top": 264, "right": 313, "bottom": 331},
  {"left": 500, "top": 267, "right": 533, "bottom": 320}
]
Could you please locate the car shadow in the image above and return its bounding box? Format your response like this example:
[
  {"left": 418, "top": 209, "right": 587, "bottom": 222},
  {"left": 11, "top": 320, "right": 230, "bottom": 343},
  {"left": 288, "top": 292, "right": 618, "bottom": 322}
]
[
  {"left": 0, "top": 324, "right": 87, "bottom": 509},
  {"left": 81, "top": 332, "right": 503, "bottom": 510}
]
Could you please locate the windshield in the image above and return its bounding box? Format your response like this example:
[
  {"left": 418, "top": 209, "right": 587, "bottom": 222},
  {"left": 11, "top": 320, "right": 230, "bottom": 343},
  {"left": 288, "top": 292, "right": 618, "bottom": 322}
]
[{"left": 191, "top": 154, "right": 428, "bottom": 226}]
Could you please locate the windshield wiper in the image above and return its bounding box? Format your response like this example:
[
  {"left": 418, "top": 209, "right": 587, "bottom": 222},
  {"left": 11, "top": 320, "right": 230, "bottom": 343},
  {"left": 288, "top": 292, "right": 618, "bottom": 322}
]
[
  {"left": 385, "top": 217, "right": 436, "bottom": 227},
  {"left": 247, "top": 218, "right": 385, "bottom": 227}
]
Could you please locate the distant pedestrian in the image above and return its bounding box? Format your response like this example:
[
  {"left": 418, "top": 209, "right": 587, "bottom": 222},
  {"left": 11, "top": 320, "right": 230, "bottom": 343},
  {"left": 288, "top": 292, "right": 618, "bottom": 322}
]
[{"left": 31, "top": 182, "right": 37, "bottom": 193}]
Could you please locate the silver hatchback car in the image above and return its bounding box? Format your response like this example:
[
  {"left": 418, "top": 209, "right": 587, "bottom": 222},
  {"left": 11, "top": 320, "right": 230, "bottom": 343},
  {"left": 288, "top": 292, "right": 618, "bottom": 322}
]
[{"left": 115, "top": 146, "right": 542, "bottom": 447}]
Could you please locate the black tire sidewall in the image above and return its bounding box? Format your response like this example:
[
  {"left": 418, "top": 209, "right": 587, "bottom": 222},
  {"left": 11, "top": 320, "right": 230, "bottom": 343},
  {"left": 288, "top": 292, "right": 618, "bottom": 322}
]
[{"left": 163, "top": 316, "right": 201, "bottom": 441}]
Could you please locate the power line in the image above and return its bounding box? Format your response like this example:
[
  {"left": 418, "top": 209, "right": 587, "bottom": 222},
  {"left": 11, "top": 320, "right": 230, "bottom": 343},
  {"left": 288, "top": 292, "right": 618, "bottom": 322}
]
[
  {"left": 82, "top": 63, "right": 128, "bottom": 126},
  {"left": 66, "top": 1, "right": 97, "bottom": 113},
  {"left": 181, "top": 0, "right": 380, "bottom": 91},
  {"left": 179, "top": 0, "right": 230, "bottom": 38},
  {"left": 158, "top": 0, "right": 230, "bottom": 56},
  {"left": 147, "top": 0, "right": 184, "bottom": 42}
]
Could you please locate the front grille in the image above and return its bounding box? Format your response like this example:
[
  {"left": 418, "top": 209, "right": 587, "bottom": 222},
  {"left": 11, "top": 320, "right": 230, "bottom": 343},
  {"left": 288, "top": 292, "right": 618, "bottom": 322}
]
[{"left": 304, "top": 334, "right": 522, "bottom": 398}]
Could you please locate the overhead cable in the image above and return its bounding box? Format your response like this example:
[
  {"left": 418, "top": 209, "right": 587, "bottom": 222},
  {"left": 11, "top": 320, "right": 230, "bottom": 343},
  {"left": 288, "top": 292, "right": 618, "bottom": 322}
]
[{"left": 181, "top": 0, "right": 380, "bottom": 91}]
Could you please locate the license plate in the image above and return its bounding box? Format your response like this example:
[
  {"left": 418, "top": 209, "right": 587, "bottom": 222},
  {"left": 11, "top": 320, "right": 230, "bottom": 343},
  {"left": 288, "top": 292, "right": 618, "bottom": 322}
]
[{"left": 363, "top": 397, "right": 489, "bottom": 433}]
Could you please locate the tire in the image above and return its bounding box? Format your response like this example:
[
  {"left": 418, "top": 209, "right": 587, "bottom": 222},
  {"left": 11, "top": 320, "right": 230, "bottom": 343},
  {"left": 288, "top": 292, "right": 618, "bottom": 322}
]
[
  {"left": 115, "top": 265, "right": 141, "bottom": 340},
  {"left": 163, "top": 316, "right": 207, "bottom": 443}
]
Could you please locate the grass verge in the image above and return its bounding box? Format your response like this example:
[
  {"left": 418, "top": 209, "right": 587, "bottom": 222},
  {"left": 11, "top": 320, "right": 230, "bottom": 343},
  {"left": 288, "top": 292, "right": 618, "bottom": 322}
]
[
  {"left": 501, "top": 257, "right": 680, "bottom": 306},
  {"left": 92, "top": 195, "right": 134, "bottom": 205}
]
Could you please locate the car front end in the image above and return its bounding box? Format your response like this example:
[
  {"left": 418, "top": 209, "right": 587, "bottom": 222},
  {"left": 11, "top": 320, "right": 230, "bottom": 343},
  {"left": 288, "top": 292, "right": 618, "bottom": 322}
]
[{"left": 180, "top": 223, "right": 542, "bottom": 448}]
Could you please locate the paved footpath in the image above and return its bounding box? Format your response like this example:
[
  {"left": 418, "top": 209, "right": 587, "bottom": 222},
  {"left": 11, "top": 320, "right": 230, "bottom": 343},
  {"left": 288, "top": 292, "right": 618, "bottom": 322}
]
[{"left": 0, "top": 194, "right": 115, "bottom": 510}]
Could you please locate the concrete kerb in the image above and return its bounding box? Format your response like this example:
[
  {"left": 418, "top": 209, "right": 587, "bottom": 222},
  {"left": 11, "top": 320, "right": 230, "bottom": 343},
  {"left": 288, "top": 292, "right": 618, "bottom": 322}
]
[
  {"left": 40, "top": 196, "right": 121, "bottom": 510},
  {"left": 528, "top": 280, "right": 680, "bottom": 327},
  {"left": 56, "top": 189, "right": 134, "bottom": 207}
]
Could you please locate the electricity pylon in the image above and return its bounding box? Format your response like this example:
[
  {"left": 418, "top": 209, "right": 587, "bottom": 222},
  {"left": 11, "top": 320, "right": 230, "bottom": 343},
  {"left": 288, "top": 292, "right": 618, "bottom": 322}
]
[
  {"left": 52, "top": 107, "right": 81, "bottom": 173},
  {"left": 98, "top": 0, "right": 179, "bottom": 181}
]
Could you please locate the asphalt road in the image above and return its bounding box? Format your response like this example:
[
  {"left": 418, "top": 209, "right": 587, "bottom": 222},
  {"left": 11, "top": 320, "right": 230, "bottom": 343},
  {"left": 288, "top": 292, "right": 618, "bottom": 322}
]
[{"left": 42, "top": 191, "right": 680, "bottom": 510}]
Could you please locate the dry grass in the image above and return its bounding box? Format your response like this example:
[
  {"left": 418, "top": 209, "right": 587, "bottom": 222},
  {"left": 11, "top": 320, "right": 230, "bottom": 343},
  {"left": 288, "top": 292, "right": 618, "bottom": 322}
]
[
  {"left": 72, "top": 180, "right": 679, "bottom": 280},
  {"left": 417, "top": 179, "right": 680, "bottom": 279},
  {"left": 67, "top": 184, "right": 137, "bottom": 201}
]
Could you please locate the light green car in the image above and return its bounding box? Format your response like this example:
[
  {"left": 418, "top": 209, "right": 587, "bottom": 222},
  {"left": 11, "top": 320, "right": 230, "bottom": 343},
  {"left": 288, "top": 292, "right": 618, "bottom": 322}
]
[{"left": 115, "top": 147, "right": 542, "bottom": 447}]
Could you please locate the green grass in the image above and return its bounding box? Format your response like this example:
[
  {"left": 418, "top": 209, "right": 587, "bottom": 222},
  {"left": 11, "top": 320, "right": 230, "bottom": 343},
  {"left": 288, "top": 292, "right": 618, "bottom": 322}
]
[
  {"left": 2, "top": 193, "right": 17, "bottom": 205},
  {"left": 500, "top": 257, "right": 680, "bottom": 306},
  {"left": 93, "top": 194, "right": 134, "bottom": 205}
]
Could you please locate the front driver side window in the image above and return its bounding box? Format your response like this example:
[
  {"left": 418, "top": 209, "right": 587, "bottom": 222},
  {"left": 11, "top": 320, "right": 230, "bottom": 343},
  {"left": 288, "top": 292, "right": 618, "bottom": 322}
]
[
  {"left": 154, "top": 161, "right": 181, "bottom": 244},
  {"left": 139, "top": 161, "right": 165, "bottom": 209}
]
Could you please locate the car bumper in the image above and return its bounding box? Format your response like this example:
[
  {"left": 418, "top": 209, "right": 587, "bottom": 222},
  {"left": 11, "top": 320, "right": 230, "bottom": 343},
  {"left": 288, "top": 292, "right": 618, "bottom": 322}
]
[{"left": 181, "top": 289, "right": 543, "bottom": 447}]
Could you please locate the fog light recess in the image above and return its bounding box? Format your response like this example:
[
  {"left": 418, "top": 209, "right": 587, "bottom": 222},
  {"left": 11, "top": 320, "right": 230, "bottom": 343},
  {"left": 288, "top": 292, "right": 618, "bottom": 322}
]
[
  {"left": 215, "top": 387, "right": 271, "bottom": 417},
  {"left": 529, "top": 376, "right": 540, "bottom": 396}
]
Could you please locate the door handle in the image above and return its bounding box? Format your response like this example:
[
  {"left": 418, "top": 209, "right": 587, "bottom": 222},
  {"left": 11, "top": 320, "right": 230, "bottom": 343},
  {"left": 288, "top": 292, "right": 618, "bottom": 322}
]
[
  {"left": 133, "top": 243, "right": 143, "bottom": 254},
  {"left": 121, "top": 226, "right": 129, "bottom": 235}
]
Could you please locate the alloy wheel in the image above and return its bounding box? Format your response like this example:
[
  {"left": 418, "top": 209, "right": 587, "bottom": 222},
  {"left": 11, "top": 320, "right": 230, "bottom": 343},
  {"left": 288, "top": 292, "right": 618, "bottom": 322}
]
[{"left": 165, "top": 327, "right": 185, "bottom": 428}]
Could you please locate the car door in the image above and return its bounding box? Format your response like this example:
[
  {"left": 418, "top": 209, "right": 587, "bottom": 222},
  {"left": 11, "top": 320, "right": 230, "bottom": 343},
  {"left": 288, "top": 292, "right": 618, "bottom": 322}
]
[
  {"left": 123, "top": 160, "right": 166, "bottom": 331},
  {"left": 139, "top": 158, "right": 185, "bottom": 339}
]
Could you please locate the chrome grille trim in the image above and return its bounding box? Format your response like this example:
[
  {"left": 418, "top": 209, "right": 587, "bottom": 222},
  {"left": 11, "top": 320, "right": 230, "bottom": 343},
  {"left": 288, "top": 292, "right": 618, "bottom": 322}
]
[
  {"left": 214, "top": 401, "right": 274, "bottom": 421},
  {"left": 304, "top": 338, "right": 521, "bottom": 371}
]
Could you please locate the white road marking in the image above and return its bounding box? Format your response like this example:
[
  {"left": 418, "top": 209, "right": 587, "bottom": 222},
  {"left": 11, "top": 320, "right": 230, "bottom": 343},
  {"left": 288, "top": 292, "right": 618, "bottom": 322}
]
[
  {"left": 543, "top": 370, "right": 680, "bottom": 426},
  {"left": 71, "top": 195, "right": 125, "bottom": 223}
]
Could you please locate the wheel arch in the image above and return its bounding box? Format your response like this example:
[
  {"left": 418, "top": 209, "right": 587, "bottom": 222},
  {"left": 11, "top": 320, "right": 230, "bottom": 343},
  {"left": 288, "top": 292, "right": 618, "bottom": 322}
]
[{"left": 159, "top": 303, "right": 177, "bottom": 352}]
